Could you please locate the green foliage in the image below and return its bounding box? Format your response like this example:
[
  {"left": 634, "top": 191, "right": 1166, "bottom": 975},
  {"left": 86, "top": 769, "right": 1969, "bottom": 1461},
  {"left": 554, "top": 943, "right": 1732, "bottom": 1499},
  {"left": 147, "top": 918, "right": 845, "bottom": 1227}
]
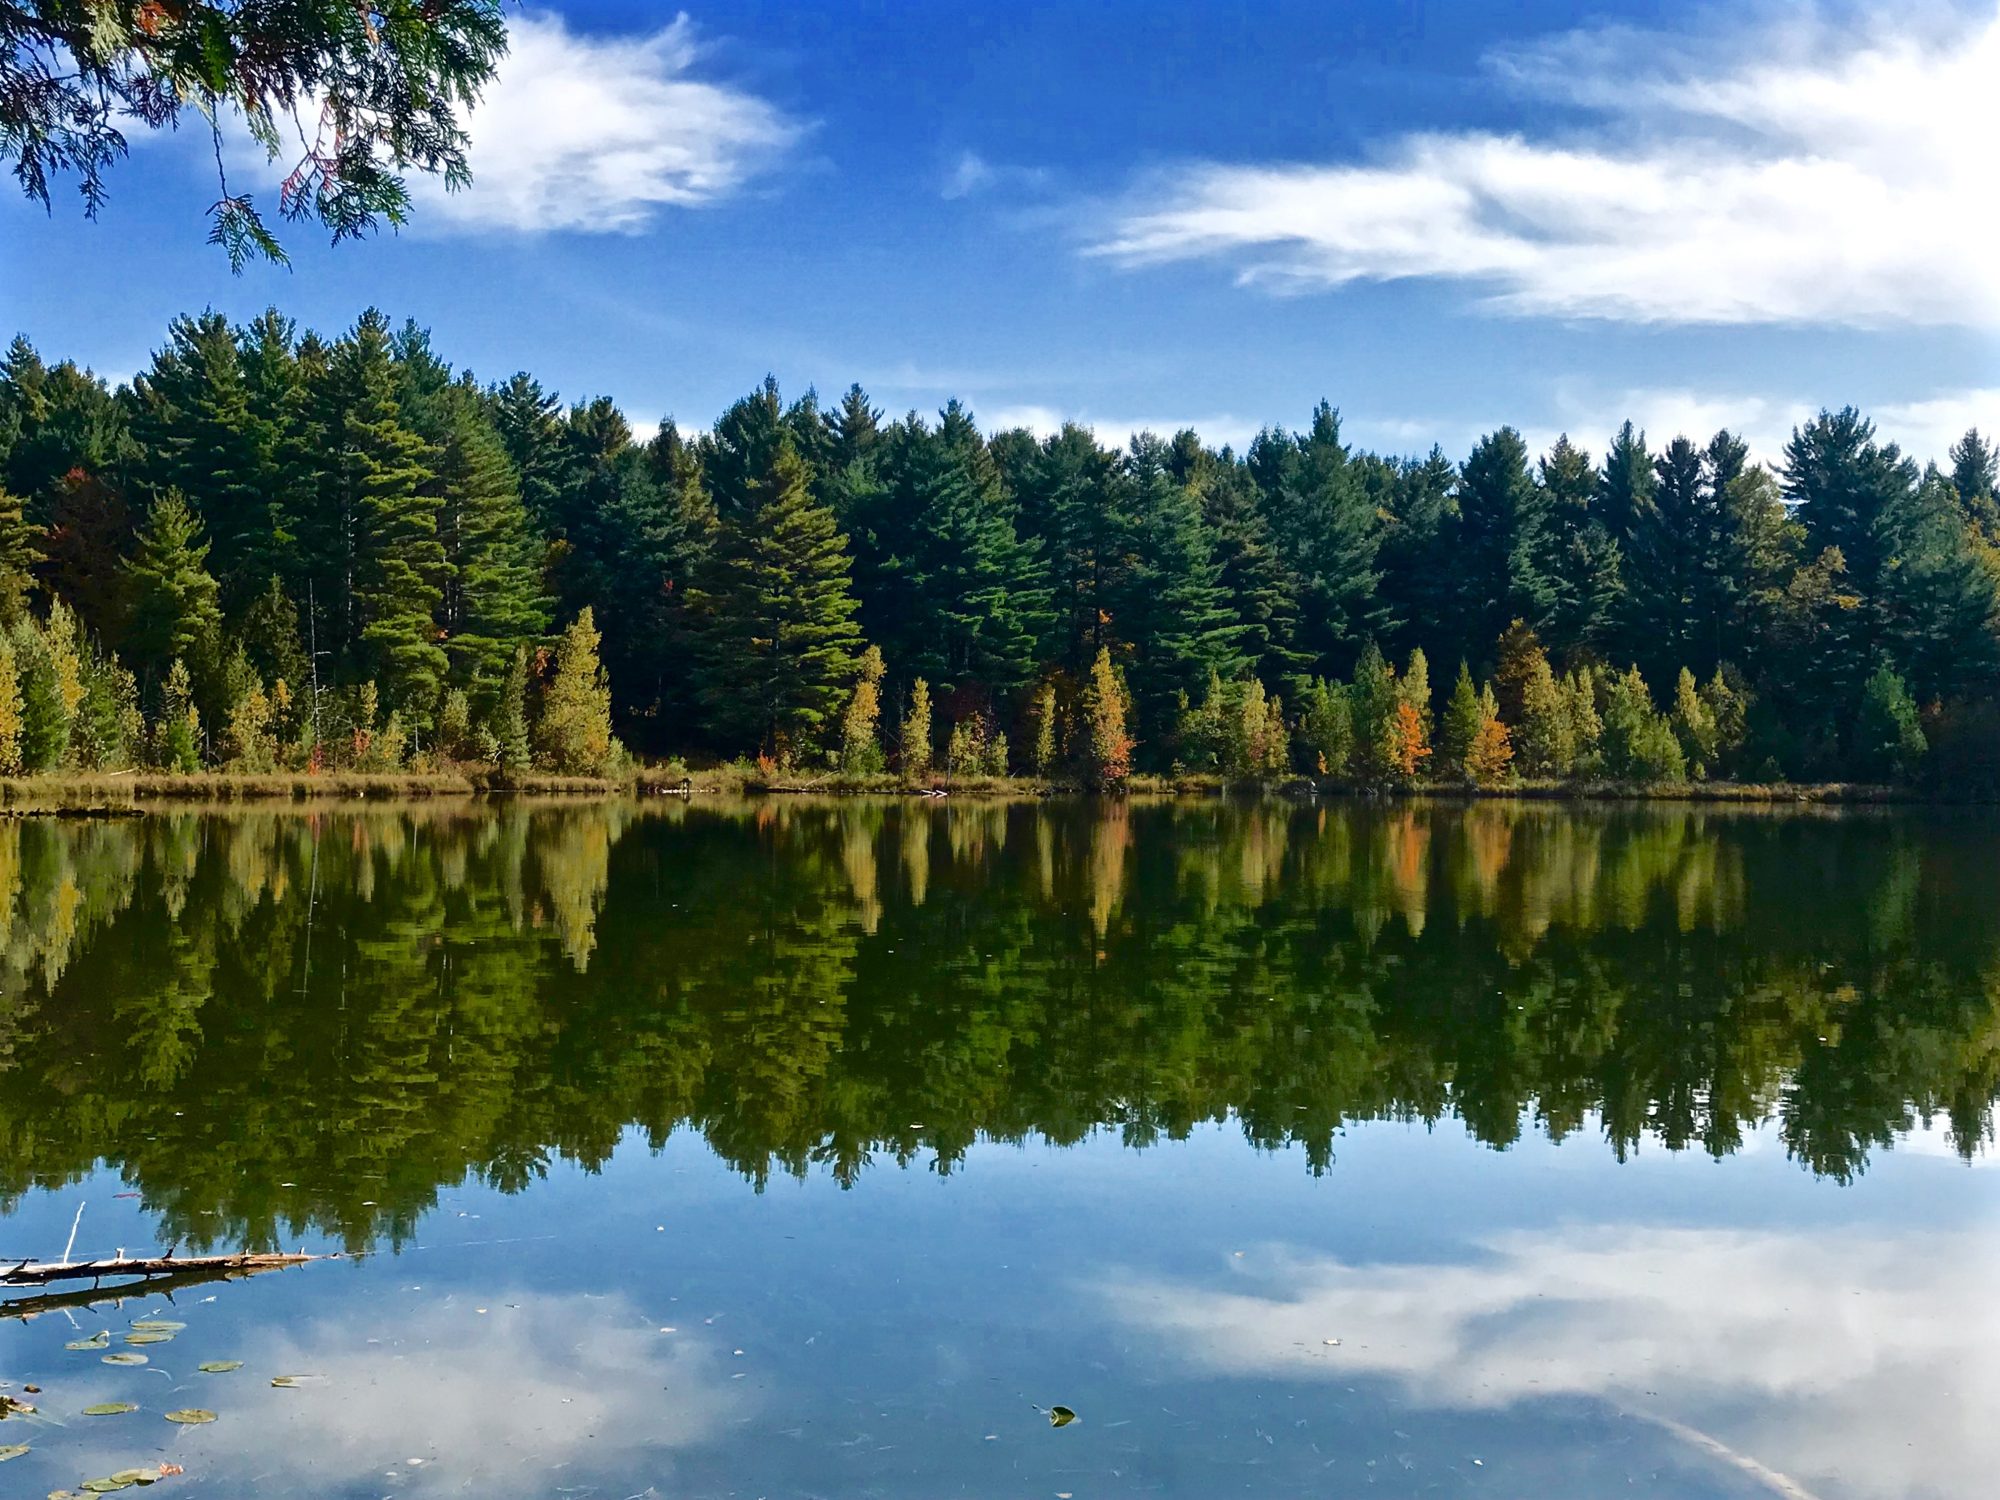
[
  {"left": 493, "top": 646, "right": 532, "bottom": 772},
  {"left": 1671, "top": 667, "right": 1717, "bottom": 777},
  {"left": 157, "top": 659, "right": 200, "bottom": 772},
  {"left": 900, "top": 678, "right": 933, "bottom": 778},
  {"left": 1441, "top": 663, "right": 1483, "bottom": 783},
  {"left": 1515, "top": 649, "right": 1573, "bottom": 778},
  {"left": 124, "top": 493, "right": 222, "bottom": 683},
  {"left": 1029, "top": 681, "right": 1058, "bottom": 776},
  {"left": 1856, "top": 664, "right": 1926, "bottom": 782},
  {"left": 3, "top": 0, "right": 507, "bottom": 263},
  {"left": 689, "top": 439, "right": 862, "bottom": 758},
  {"left": 1296, "top": 677, "right": 1353, "bottom": 777},
  {"left": 535, "top": 609, "right": 616, "bottom": 776},
  {"left": 0, "top": 636, "right": 19, "bottom": 773},
  {"left": 1601, "top": 666, "right": 1687, "bottom": 784},
  {"left": 838, "top": 645, "right": 887, "bottom": 773}
]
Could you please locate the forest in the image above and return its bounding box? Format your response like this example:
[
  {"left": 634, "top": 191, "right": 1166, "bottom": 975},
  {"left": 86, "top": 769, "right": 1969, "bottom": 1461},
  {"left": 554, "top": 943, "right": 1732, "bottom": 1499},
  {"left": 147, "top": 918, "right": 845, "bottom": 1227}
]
[{"left": 1, "top": 307, "right": 1996, "bottom": 790}]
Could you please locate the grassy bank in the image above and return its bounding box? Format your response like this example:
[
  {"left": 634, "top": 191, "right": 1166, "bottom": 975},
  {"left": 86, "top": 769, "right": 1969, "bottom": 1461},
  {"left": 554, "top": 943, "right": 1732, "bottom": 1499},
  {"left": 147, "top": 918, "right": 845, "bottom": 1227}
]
[{"left": 0, "top": 767, "right": 1940, "bottom": 812}]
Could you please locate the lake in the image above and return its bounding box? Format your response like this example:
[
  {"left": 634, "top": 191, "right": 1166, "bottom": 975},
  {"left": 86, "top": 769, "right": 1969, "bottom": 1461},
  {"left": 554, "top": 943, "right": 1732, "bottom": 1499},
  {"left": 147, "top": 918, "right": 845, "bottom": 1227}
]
[{"left": 0, "top": 797, "right": 1992, "bottom": 1499}]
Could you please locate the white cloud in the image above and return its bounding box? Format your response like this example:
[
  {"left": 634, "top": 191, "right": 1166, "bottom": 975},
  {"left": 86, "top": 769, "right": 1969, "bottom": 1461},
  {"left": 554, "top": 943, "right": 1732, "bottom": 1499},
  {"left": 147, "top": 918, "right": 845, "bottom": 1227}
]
[
  {"left": 58, "top": 1290, "right": 748, "bottom": 1495},
  {"left": 398, "top": 11, "right": 799, "bottom": 233},
  {"left": 1100, "top": 1222, "right": 2000, "bottom": 1500},
  {"left": 1090, "top": 6, "right": 2000, "bottom": 328},
  {"left": 983, "top": 403, "right": 1261, "bottom": 452}
]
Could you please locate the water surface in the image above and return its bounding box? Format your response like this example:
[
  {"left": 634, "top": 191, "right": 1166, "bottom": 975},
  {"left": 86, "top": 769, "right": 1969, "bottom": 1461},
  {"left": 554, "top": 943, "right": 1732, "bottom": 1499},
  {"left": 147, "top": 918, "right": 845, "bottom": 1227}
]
[{"left": 0, "top": 798, "right": 1992, "bottom": 1498}]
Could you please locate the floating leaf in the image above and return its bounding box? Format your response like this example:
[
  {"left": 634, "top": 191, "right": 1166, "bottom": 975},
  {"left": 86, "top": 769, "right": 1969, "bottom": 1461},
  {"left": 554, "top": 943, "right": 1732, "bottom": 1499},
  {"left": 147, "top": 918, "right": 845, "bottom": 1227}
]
[
  {"left": 1048, "top": 1405, "right": 1078, "bottom": 1428},
  {"left": 122, "top": 1332, "right": 173, "bottom": 1346},
  {"left": 196, "top": 1361, "right": 242, "bottom": 1374},
  {"left": 83, "top": 1403, "right": 138, "bottom": 1417},
  {"left": 270, "top": 1374, "right": 322, "bottom": 1389},
  {"left": 101, "top": 1353, "right": 147, "bottom": 1367},
  {"left": 163, "top": 1409, "right": 215, "bottom": 1425},
  {"left": 111, "top": 1471, "right": 158, "bottom": 1486},
  {"left": 0, "top": 1442, "right": 30, "bottom": 1460},
  {"left": 81, "top": 1483, "right": 131, "bottom": 1495},
  {"left": 66, "top": 1333, "right": 110, "bottom": 1351},
  {"left": 49, "top": 1489, "right": 80, "bottom": 1499},
  {"left": 127, "top": 1321, "right": 183, "bottom": 1333}
]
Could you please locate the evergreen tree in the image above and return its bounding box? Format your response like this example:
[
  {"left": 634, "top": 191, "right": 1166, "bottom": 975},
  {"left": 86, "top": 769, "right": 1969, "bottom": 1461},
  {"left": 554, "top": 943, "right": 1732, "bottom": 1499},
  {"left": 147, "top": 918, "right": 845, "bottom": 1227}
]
[
  {"left": 124, "top": 493, "right": 222, "bottom": 686},
  {"left": 493, "top": 644, "right": 532, "bottom": 771},
  {"left": 1538, "top": 435, "right": 1621, "bottom": 659},
  {"left": 1441, "top": 662, "right": 1482, "bottom": 782},
  {"left": 0, "top": 635, "right": 21, "bottom": 773},
  {"left": 328, "top": 311, "right": 448, "bottom": 727},
  {"left": 0, "top": 484, "right": 41, "bottom": 625},
  {"left": 1455, "top": 428, "right": 1555, "bottom": 663},
  {"left": 436, "top": 387, "right": 549, "bottom": 709},
  {"left": 1116, "top": 432, "right": 1247, "bottom": 749},
  {"left": 688, "top": 439, "right": 863, "bottom": 757},
  {"left": 1081, "top": 646, "right": 1132, "bottom": 787},
  {"left": 1515, "top": 648, "right": 1573, "bottom": 778},
  {"left": 1947, "top": 428, "right": 1998, "bottom": 535}
]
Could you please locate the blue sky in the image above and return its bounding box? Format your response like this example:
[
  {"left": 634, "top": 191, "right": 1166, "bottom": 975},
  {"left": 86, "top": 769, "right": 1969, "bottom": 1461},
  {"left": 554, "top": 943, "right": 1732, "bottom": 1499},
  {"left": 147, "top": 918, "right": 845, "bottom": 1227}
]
[{"left": 4, "top": 0, "right": 1996, "bottom": 465}]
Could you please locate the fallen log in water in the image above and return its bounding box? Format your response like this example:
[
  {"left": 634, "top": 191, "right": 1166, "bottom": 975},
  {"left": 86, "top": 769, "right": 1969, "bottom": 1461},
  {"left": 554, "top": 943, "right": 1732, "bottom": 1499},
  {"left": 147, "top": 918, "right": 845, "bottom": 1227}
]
[
  {"left": 0, "top": 1249, "right": 323, "bottom": 1288},
  {"left": 0, "top": 1257, "right": 313, "bottom": 1320}
]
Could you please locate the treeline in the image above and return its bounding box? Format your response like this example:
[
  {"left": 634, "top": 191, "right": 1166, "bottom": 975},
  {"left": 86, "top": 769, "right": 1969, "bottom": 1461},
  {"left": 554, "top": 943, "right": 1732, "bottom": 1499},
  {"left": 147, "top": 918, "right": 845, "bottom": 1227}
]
[
  {"left": 1, "top": 801, "right": 1995, "bottom": 1250},
  {"left": 3, "top": 309, "right": 1997, "bottom": 786}
]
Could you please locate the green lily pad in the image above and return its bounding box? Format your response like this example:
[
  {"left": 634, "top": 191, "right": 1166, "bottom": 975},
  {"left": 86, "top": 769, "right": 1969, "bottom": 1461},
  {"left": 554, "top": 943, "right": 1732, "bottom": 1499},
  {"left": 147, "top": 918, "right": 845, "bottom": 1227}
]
[
  {"left": 110, "top": 1472, "right": 156, "bottom": 1487},
  {"left": 81, "top": 1483, "right": 131, "bottom": 1495},
  {"left": 122, "top": 1332, "right": 172, "bottom": 1346},
  {"left": 101, "top": 1352, "right": 147, "bottom": 1367},
  {"left": 196, "top": 1361, "right": 242, "bottom": 1374},
  {"left": 83, "top": 1403, "right": 138, "bottom": 1416},
  {"left": 1048, "top": 1404, "right": 1078, "bottom": 1427},
  {"left": 127, "top": 1320, "right": 183, "bottom": 1332},
  {"left": 0, "top": 1442, "right": 30, "bottom": 1460},
  {"left": 49, "top": 1488, "right": 80, "bottom": 1499},
  {"left": 163, "top": 1408, "right": 215, "bottom": 1425},
  {"left": 65, "top": 1333, "right": 110, "bottom": 1351}
]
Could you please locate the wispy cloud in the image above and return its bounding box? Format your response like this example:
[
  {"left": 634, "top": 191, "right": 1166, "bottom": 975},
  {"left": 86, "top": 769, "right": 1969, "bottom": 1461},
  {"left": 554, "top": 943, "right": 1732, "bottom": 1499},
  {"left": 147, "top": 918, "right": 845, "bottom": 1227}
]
[
  {"left": 407, "top": 11, "right": 800, "bottom": 233},
  {"left": 940, "top": 151, "right": 1050, "bottom": 201},
  {"left": 1089, "top": 6, "right": 2000, "bottom": 328}
]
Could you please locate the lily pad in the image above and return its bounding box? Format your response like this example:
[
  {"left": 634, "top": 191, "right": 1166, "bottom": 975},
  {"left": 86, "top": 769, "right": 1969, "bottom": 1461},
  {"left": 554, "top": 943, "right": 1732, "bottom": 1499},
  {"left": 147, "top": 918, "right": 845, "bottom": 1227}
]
[
  {"left": 270, "top": 1374, "right": 322, "bottom": 1389},
  {"left": 196, "top": 1361, "right": 242, "bottom": 1374},
  {"left": 122, "top": 1332, "right": 173, "bottom": 1346},
  {"left": 101, "top": 1352, "right": 148, "bottom": 1367},
  {"left": 163, "top": 1409, "right": 215, "bottom": 1425},
  {"left": 83, "top": 1403, "right": 138, "bottom": 1416},
  {"left": 110, "top": 1471, "right": 157, "bottom": 1487},
  {"left": 0, "top": 1442, "right": 30, "bottom": 1460},
  {"left": 1048, "top": 1405, "right": 1078, "bottom": 1428},
  {"left": 66, "top": 1333, "right": 110, "bottom": 1351},
  {"left": 81, "top": 1483, "right": 131, "bottom": 1495},
  {"left": 127, "top": 1320, "right": 183, "bottom": 1332}
]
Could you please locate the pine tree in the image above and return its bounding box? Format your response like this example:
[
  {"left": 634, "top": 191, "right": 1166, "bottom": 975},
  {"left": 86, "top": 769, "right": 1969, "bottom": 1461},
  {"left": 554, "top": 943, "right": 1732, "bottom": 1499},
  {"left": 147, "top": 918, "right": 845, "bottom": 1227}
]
[
  {"left": 493, "top": 644, "right": 531, "bottom": 771},
  {"left": 1117, "top": 433, "right": 1247, "bottom": 747},
  {"left": 1455, "top": 427, "right": 1555, "bottom": 663},
  {"left": 1671, "top": 666, "right": 1717, "bottom": 776},
  {"left": 0, "top": 484, "right": 40, "bottom": 626},
  {"left": 1297, "top": 677, "right": 1353, "bottom": 778},
  {"left": 1441, "top": 662, "right": 1482, "bottom": 782},
  {"left": 534, "top": 608, "right": 616, "bottom": 775},
  {"left": 332, "top": 311, "right": 448, "bottom": 728},
  {"left": 123, "top": 493, "right": 221, "bottom": 686},
  {"left": 1538, "top": 435, "right": 1621, "bottom": 659},
  {"left": 1350, "top": 641, "right": 1400, "bottom": 782},
  {"left": 437, "top": 387, "right": 549, "bottom": 709},
  {"left": 1948, "top": 428, "right": 1998, "bottom": 535},
  {"left": 688, "top": 439, "right": 863, "bottom": 758},
  {"left": 156, "top": 657, "right": 200, "bottom": 771}
]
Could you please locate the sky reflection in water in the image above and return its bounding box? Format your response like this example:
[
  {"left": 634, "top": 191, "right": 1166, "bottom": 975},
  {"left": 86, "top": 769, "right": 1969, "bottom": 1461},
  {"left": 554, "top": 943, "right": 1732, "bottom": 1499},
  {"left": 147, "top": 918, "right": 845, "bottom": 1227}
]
[{"left": 0, "top": 799, "right": 1992, "bottom": 1498}]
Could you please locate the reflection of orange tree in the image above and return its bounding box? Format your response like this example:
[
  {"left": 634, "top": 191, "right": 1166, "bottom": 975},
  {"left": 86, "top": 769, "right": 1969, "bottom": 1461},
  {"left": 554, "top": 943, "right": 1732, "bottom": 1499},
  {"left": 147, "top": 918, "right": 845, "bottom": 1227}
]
[{"left": 0, "top": 800, "right": 1994, "bottom": 1250}]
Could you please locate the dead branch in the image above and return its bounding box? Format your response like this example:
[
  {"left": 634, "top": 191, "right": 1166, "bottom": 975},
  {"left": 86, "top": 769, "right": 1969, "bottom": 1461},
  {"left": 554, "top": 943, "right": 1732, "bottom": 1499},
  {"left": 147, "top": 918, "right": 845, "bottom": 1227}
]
[{"left": 0, "top": 1249, "right": 323, "bottom": 1288}]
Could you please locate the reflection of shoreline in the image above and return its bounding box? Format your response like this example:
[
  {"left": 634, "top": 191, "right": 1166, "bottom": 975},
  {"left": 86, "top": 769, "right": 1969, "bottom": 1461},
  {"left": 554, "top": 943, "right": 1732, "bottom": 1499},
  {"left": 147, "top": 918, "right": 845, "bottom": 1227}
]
[
  {"left": 0, "top": 800, "right": 1992, "bottom": 1251},
  {"left": 1098, "top": 1224, "right": 1998, "bottom": 1500}
]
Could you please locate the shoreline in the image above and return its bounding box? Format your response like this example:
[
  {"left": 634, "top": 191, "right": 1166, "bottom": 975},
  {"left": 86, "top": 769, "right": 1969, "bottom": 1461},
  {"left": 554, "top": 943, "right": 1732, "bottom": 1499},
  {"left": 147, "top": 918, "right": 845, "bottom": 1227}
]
[{"left": 0, "top": 768, "right": 1964, "bottom": 811}]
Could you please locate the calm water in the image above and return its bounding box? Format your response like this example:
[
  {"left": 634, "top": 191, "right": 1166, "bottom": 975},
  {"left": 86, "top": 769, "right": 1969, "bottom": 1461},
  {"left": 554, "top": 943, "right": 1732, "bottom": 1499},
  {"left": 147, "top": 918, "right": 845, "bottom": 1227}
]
[{"left": 0, "top": 798, "right": 1993, "bottom": 1499}]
